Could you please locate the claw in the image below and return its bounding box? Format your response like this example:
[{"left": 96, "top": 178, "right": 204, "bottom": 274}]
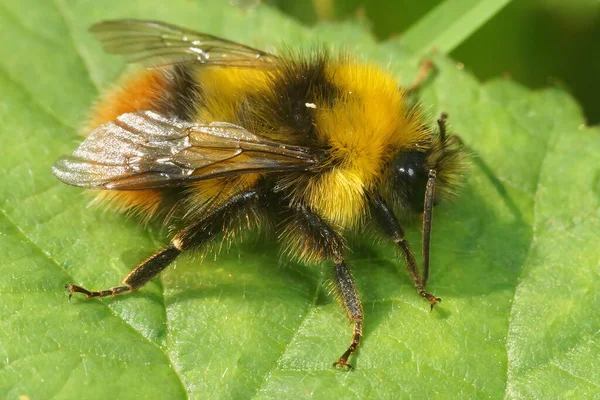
[
  {"left": 333, "top": 360, "right": 353, "bottom": 370},
  {"left": 429, "top": 296, "right": 441, "bottom": 311},
  {"left": 65, "top": 283, "right": 92, "bottom": 300},
  {"left": 421, "top": 291, "right": 441, "bottom": 311},
  {"left": 65, "top": 283, "right": 74, "bottom": 301}
]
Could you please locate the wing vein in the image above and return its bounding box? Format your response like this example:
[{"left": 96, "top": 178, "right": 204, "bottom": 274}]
[{"left": 52, "top": 111, "right": 321, "bottom": 191}]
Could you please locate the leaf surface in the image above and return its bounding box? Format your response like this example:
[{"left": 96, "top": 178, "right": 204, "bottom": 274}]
[{"left": 0, "top": 1, "right": 598, "bottom": 399}]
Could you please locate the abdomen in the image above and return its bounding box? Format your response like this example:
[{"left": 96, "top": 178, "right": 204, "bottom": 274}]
[{"left": 85, "top": 65, "right": 269, "bottom": 223}]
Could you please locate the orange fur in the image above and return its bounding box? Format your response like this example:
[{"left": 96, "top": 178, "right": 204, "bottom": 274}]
[
  {"left": 85, "top": 69, "right": 168, "bottom": 131},
  {"left": 87, "top": 67, "right": 271, "bottom": 221},
  {"left": 87, "top": 69, "right": 169, "bottom": 217}
]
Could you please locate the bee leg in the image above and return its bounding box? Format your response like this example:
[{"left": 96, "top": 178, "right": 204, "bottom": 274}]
[
  {"left": 66, "top": 284, "right": 132, "bottom": 299},
  {"left": 66, "top": 243, "right": 181, "bottom": 300},
  {"left": 65, "top": 244, "right": 181, "bottom": 299},
  {"left": 66, "top": 190, "right": 260, "bottom": 300},
  {"left": 332, "top": 259, "right": 363, "bottom": 370},
  {"left": 281, "top": 204, "right": 363, "bottom": 369},
  {"left": 405, "top": 58, "right": 436, "bottom": 96},
  {"left": 369, "top": 193, "right": 441, "bottom": 310}
]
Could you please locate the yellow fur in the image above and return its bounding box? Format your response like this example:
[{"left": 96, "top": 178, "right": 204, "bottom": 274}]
[
  {"left": 194, "top": 67, "right": 270, "bottom": 123},
  {"left": 305, "top": 61, "right": 429, "bottom": 229},
  {"left": 183, "top": 174, "right": 261, "bottom": 219}
]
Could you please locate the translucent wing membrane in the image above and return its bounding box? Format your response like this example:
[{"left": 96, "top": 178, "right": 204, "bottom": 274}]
[
  {"left": 52, "top": 111, "right": 317, "bottom": 190},
  {"left": 90, "top": 19, "right": 277, "bottom": 67}
]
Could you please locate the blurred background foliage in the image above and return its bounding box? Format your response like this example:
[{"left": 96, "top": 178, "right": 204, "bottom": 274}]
[{"left": 261, "top": 0, "right": 599, "bottom": 125}]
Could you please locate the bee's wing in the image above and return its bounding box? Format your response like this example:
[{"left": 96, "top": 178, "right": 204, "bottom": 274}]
[
  {"left": 53, "top": 111, "right": 318, "bottom": 190},
  {"left": 90, "top": 19, "right": 277, "bottom": 68}
]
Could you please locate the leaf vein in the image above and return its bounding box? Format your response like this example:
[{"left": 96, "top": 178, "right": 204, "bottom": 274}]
[
  {"left": 0, "top": 207, "right": 179, "bottom": 371},
  {"left": 503, "top": 91, "right": 560, "bottom": 398},
  {"left": 0, "top": 65, "right": 75, "bottom": 130},
  {"left": 252, "top": 275, "right": 324, "bottom": 397}
]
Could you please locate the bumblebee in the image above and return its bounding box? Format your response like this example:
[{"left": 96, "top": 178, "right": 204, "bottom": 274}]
[{"left": 53, "top": 19, "right": 466, "bottom": 368}]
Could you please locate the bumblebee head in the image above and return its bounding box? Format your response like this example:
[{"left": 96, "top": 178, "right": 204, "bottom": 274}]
[{"left": 384, "top": 114, "right": 467, "bottom": 214}]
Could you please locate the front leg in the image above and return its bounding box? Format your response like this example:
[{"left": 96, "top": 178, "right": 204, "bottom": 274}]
[
  {"left": 369, "top": 193, "right": 440, "bottom": 309},
  {"left": 279, "top": 204, "right": 363, "bottom": 369}
]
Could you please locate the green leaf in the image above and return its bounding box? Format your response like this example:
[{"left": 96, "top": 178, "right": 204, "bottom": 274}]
[
  {"left": 0, "top": 1, "right": 598, "bottom": 399},
  {"left": 401, "top": 0, "right": 513, "bottom": 56}
]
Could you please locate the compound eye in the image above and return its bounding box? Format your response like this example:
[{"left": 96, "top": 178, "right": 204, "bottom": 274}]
[
  {"left": 398, "top": 165, "right": 417, "bottom": 177},
  {"left": 393, "top": 151, "right": 428, "bottom": 212}
]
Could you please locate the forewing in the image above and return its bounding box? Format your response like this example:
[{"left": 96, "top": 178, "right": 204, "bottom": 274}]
[
  {"left": 52, "top": 111, "right": 317, "bottom": 190},
  {"left": 90, "top": 19, "right": 277, "bottom": 68}
]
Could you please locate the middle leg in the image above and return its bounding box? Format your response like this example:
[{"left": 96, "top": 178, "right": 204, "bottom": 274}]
[{"left": 279, "top": 204, "right": 363, "bottom": 369}]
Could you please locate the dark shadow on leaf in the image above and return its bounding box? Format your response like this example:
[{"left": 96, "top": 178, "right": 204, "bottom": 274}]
[
  {"left": 165, "top": 284, "right": 265, "bottom": 306},
  {"left": 163, "top": 237, "right": 321, "bottom": 307},
  {"left": 465, "top": 145, "right": 524, "bottom": 222}
]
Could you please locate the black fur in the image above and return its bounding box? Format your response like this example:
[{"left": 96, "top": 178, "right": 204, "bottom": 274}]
[
  {"left": 280, "top": 202, "right": 345, "bottom": 261},
  {"left": 238, "top": 53, "right": 339, "bottom": 145},
  {"left": 157, "top": 64, "right": 203, "bottom": 121}
]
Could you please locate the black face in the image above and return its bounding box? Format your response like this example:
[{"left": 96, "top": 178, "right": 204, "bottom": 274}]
[{"left": 392, "top": 151, "right": 429, "bottom": 212}]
